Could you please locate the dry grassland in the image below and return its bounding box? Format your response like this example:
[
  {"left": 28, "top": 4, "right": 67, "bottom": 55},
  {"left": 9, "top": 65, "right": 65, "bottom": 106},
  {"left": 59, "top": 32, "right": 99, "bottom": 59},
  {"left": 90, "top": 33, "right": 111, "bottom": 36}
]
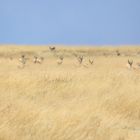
[{"left": 0, "top": 45, "right": 140, "bottom": 140}]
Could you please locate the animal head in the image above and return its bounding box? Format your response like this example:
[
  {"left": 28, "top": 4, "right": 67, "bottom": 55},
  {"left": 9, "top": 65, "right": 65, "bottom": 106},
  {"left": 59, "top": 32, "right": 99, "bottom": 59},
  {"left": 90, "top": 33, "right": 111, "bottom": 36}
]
[
  {"left": 89, "top": 59, "right": 94, "bottom": 64},
  {"left": 128, "top": 59, "right": 133, "bottom": 67}
]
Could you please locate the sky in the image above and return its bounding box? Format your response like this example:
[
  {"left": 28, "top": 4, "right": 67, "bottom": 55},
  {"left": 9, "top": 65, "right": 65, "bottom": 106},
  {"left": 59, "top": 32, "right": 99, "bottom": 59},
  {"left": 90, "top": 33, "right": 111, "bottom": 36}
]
[{"left": 0, "top": 0, "right": 140, "bottom": 45}]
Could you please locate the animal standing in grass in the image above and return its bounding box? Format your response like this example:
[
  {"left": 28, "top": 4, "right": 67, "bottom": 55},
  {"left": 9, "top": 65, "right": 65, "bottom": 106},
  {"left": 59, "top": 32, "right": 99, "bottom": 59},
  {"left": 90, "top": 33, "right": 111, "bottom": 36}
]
[
  {"left": 57, "top": 56, "right": 64, "bottom": 65},
  {"left": 127, "top": 59, "right": 133, "bottom": 69},
  {"left": 33, "top": 56, "right": 44, "bottom": 64},
  {"left": 116, "top": 50, "right": 121, "bottom": 56},
  {"left": 18, "top": 55, "right": 27, "bottom": 68},
  {"left": 77, "top": 56, "right": 83, "bottom": 64},
  {"left": 89, "top": 58, "right": 94, "bottom": 65},
  {"left": 49, "top": 46, "right": 56, "bottom": 51}
]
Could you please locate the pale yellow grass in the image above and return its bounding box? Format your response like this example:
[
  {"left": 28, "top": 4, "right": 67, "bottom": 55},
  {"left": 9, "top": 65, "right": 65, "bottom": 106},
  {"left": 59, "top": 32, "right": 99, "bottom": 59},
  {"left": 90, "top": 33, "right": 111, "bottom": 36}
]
[{"left": 0, "top": 45, "right": 140, "bottom": 140}]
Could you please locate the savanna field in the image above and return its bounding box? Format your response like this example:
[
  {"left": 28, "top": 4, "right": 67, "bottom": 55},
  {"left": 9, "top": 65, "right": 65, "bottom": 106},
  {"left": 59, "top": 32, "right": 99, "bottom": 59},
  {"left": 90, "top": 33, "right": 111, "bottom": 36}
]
[{"left": 0, "top": 45, "right": 140, "bottom": 140}]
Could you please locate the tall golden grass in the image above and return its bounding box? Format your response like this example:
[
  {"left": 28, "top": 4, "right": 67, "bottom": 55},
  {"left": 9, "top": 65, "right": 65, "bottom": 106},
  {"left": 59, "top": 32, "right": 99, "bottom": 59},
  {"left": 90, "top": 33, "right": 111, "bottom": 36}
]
[{"left": 0, "top": 45, "right": 140, "bottom": 140}]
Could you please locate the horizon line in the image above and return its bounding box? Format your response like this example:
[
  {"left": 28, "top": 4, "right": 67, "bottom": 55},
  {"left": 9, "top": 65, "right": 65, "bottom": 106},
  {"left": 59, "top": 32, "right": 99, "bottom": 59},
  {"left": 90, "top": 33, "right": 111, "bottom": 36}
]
[{"left": 0, "top": 44, "right": 140, "bottom": 47}]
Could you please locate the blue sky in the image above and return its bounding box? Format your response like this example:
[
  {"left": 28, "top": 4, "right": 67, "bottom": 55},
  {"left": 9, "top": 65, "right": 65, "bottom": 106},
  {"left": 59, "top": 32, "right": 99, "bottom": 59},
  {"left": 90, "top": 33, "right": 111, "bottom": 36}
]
[{"left": 0, "top": 0, "right": 140, "bottom": 45}]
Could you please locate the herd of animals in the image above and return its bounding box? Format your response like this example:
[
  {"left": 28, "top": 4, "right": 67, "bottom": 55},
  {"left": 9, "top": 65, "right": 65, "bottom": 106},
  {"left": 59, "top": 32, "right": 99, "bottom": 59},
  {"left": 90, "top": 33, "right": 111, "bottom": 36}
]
[
  {"left": 15, "top": 46, "right": 140, "bottom": 69},
  {"left": 17, "top": 46, "right": 94, "bottom": 68}
]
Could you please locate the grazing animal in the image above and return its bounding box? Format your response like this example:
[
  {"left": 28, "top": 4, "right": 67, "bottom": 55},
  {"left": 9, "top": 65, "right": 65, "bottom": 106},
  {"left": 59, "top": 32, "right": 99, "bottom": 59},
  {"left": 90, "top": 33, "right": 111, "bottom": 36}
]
[
  {"left": 116, "top": 50, "right": 120, "bottom": 56},
  {"left": 19, "top": 55, "right": 26, "bottom": 65},
  {"left": 73, "top": 53, "right": 83, "bottom": 64},
  {"left": 128, "top": 59, "right": 133, "bottom": 69},
  {"left": 33, "top": 56, "right": 44, "bottom": 64},
  {"left": 57, "top": 56, "right": 63, "bottom": 65},
  {"left": 49, "top": 46, "right": 55, "bottom": 51},
  {"left": 18, "top": 55, "right": 27, "bottom": 68},
  {"left": 89, "top": 59, "right": 94, "bottom": 64},
  {"left": 77, "top": 56, "right": 83, "bottom": 64},
  {"left": 33, "top": 56, "right": 38, "bottom": 63}
]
